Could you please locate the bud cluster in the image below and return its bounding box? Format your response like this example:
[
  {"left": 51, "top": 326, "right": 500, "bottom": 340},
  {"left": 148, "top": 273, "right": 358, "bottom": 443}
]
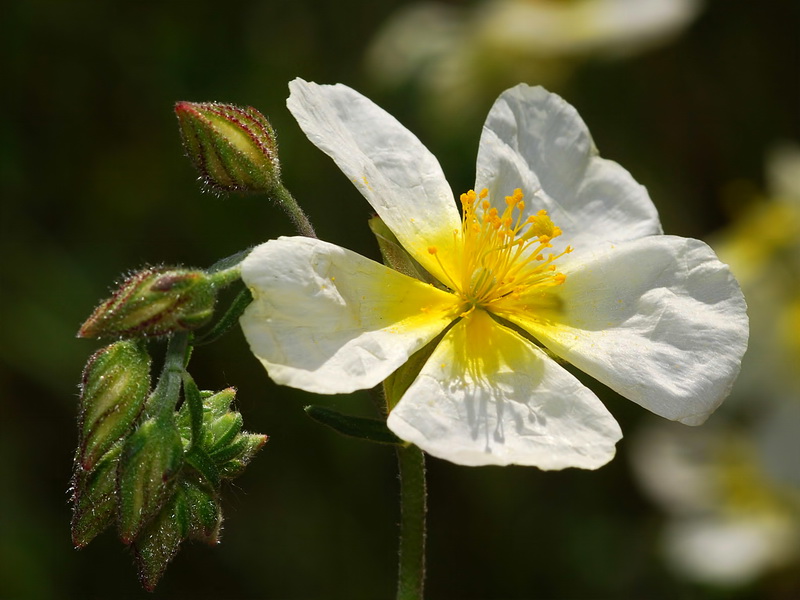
[{"left": 71, "top": 344, "right": 267, "bottom": 590}]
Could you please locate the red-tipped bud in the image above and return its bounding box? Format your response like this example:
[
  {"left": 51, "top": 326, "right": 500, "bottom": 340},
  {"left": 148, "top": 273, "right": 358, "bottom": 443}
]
[
  {"left": 175, "top": 101, "right": 280, "bottom": 194},
  {"left": 78, "top": 267, "right": 216, "bottom": 339}
]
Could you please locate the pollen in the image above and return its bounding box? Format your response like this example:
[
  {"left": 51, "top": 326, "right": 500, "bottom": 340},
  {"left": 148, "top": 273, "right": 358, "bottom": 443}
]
[{"left": 439, "top": 188, "right": 571, "bottom": 314}]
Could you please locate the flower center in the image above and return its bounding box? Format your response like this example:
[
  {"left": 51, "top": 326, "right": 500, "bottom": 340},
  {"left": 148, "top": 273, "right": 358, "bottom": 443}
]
[{"left": 429, "top": 188, "right": 572, "bottom": 316}]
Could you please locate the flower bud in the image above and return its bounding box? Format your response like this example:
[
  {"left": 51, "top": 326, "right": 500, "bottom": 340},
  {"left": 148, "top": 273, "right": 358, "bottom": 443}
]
[
  {"left": 71, "top": 442, "right": 124, "bottom": 548},
  {"left": 175, "top": 101, "right": 281, "bottom": 194},
  {"left": 182, "top": 477, "right": 222, "bottom": 543},
  {"left": 78, "top": 340, "right": 151, "bottom": 470},
  {"left": 117, "top": 416, "right": 185, "bottom": 544},
  {"left": 132, "top": 487, "right": 189, "bottom": 591},
  {"left": 176, "top": 387, "right": 268, "bottom": 480},
  {"left": 78, "top": 267, "right": 216, "bottom": 339},
  {"left": 131, "top": 476, "right": 221, "bottom": 591},
  {"left": 217, "top": 432, "right": 268, "bottom": 479}
]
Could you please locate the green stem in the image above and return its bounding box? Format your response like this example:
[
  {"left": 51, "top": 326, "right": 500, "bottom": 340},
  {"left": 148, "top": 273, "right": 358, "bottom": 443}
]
[
  {"left": 272, "top": 183, "right": 316, "bottom": 238},
  {"left": 145, "top": 332, "right": 190, "bottom": 419},
  {"left": 206, "top": 265, "right": 241, "bottom": 287},
  {"left": 396, "top": 444, "right": 427, "bottom": 600}
]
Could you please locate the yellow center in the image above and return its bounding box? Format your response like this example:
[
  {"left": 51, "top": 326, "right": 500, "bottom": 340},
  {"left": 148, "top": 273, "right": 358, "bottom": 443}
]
[{"left": 429, "top": 188, "right": 572, "bottom": 317}]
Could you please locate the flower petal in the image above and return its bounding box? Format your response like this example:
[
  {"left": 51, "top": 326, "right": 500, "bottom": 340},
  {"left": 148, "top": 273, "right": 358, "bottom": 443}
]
[
  {"left": 387, "top": 310, "right": 622, "bottom": 469},
  {"left": 287, "top": 78, "right": 462, "bottom": 283},
  {"left": 240, "top": 236, "right": 459, "bottom": 394},
  {"left": 507, "top": 236, "right": 749, "bottom": 425},
  {"left": 475, "top": 84, "right": 662, "bottom": 249}
]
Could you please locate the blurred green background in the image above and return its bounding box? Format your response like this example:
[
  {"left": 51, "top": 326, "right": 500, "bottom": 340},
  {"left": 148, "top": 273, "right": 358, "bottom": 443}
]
[{"left": 2, "top": 0, "right": 799, "bottom": 598}]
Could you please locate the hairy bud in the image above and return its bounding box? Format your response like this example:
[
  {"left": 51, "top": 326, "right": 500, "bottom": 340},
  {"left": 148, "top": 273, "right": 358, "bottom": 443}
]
[
  {"left": 78, "top": 267, "right": 216, "bottom": 339},
  {"left": 175, "top": 101, "right": 280, "bottom": 194}
]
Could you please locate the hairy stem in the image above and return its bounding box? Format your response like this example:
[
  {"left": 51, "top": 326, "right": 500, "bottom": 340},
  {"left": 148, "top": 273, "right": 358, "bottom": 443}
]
[
  {"left": 396, "top": 443, "right": 427, "bottom": 600},
  {"left": 272, "top": 183, "right": 316, "bottom": 238}
]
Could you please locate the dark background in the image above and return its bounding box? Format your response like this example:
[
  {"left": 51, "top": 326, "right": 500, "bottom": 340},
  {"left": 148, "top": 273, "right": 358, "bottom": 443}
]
[{"left": 2, "top": 0, "right": 798, "bottom": 598}]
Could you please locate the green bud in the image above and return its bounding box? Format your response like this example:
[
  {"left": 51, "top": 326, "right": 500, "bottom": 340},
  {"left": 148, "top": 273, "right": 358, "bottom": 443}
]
[
  {"left": 182, "top": 477, "right": 222, "bottom": 543},
  {"left": 176, "top": 386, "right": 268, "bottom": 480},
  {"left": 78, "top": 341, "right": 151, "bottom": 470},
  {"left": 132, "top": 486, "right": 190, "bottom": 592},
  {"left": 217, "top": 432, "right": 268, "bottom": 479},
  {"left": 71, "top": 442, "right": 124, "bottom": 548},
  {"left": 117, "top": 416, "right": 184, "bottom": 544},
  {"left": 207, "top": 412, "right": 244, "bottom": 453},
  {"left": 175, "top": 101, "right": 280, "bottom": 194},
  {"left": 131, "top": 476, "right": 221, "bottom": 591},
  {"left": 78, "top": 267, "right": 216, "bottom": 339}
]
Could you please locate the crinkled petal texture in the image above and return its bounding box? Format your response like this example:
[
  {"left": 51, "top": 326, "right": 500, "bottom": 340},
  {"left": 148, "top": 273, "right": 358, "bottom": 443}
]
[
  {"left": 387, "top": 310, "right": 622, "bottom": 468},
  {"left": 240, "top": 237, "right": 459, "bottom": 394},
  {"left": 287, "top": 78, "right": 462, "bottom": 284},
  {"left": 506, "top": 236, "right": 749, "bottom": 426},
  {"left": 475, "top": 84, "right": 662, "bottom": 252}
]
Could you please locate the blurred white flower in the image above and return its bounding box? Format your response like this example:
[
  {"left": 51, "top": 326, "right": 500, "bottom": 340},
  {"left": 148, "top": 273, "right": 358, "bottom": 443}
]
[
  {"left": 632, "top": 418, "right": 800, "bottom": 586},
  {"left": 365, "top": 0, "right": 702, "bottom": 122},
  {"left": 631, "top": 144, "right": 800, "bottom": 587},
  {"left": 713, "top": 144, "right": 800, "bottom": 401}
]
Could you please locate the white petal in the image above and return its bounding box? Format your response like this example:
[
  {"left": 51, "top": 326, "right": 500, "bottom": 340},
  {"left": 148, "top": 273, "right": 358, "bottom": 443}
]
[
  {"left": 287, "top": 78, "right": 462, "bottom": 282},
  {"left": 510, "top": 236, "right": 749, "bottom": 425},
  {"left": 240, "top": 236, "right": 459, "bottom": 394},
  {"left": 475, "top": 84, "right": 662, "bottom": 250},
  {"left": 387, "top": 310, "right": 622, "bottom": 469}
]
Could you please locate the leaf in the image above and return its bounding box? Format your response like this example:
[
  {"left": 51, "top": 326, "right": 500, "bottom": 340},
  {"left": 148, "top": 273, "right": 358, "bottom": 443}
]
[{"left": 304, "top": 405, "right": 403, "bottom": 445}]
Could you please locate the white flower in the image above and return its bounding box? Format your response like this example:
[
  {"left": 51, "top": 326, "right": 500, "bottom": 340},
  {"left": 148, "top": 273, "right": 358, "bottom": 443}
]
[{"left": 239, "top": 78, "right": 748, "bottom": 469}]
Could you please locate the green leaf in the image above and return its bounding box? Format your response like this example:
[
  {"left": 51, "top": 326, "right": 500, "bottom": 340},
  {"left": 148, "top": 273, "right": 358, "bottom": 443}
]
[
  {"left": 194, "top": 285, "right": 252, "bottom": 346},
  {"left": 304, "top": 405, "right": 403, "bottom": 445}
]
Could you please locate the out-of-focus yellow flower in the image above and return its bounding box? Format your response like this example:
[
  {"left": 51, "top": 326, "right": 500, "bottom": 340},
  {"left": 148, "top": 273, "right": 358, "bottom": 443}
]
[{"left": 365, "top": 0, "right": 702, "bottom": 123}]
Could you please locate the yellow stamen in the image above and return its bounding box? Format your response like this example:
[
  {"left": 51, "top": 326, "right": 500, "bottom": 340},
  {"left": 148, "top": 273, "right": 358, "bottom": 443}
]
[{"left": 448, "top": 187, "right": 572, "bottom": 314}]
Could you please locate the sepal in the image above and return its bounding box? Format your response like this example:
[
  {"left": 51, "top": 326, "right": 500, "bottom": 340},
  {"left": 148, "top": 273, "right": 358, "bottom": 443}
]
[{"left": 368, "top": 215, "right": 439, "bottom": 285}]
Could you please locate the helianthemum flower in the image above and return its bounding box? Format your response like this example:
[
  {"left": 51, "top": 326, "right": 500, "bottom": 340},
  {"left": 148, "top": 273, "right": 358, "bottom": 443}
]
[{"left": 240, "top": 78, "right": 748, "bottom": 469}]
